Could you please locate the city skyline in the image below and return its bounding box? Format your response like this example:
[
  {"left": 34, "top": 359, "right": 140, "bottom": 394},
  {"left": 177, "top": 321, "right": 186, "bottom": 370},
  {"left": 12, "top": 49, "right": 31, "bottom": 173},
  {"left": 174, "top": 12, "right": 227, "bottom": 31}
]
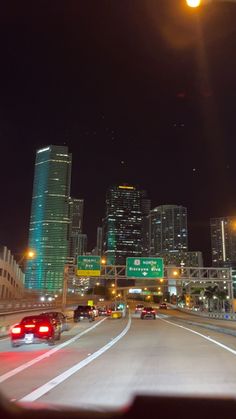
[
  {"left": 1, "top": 2, "right": 236, "bottom": 266},
  {"left": 2, "top": 142, "right": 236, "bottom": 266}
]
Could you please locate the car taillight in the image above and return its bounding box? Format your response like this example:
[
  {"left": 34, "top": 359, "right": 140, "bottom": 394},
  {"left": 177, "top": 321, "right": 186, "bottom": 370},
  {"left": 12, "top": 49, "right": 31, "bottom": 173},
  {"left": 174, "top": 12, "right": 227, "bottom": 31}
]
[
  {"left": 12, "top": 326, "right": 22, "bottom": 334},
  {"left": 142, "top": 310, "right": 147, "bottom": 313},
  {"left": 25, "top": 324, "right": 35, "bottom": 328},
  {"left": 39, "top": 325, "right": 50, "bottom": 333},
  {"left": 152, "top": 311, "right": 155, "bottom": 313}
]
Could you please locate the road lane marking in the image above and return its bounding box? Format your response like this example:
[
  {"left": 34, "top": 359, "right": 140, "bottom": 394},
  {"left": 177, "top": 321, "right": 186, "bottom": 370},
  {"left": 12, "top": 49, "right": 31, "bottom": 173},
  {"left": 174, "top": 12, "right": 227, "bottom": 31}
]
[
  {"left": 0, "top": 318, "right": 106, "bottom": 384},
  {"left": 20, "top": 316, "right": 132, "bottom": 402},
  {"left": 158, "top": 316, "right": 236, "bottom": 356}
]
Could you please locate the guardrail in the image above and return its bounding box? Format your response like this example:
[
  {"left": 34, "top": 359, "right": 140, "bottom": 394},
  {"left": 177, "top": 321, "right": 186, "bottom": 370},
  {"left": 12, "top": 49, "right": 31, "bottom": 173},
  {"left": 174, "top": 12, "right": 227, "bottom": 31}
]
[
  {"left": 0, "top": 300, "right": 59, "bottom": 313},
  {"left": 174, "top": 305, "right": 236, "bottom": 320}
]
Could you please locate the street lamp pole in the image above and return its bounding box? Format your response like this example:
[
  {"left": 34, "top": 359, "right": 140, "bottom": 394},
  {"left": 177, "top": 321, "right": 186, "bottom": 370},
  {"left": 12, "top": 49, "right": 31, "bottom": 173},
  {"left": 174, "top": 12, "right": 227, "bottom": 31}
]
[{"left": 62, "top": 264, "right": 69, "bottom": 313}]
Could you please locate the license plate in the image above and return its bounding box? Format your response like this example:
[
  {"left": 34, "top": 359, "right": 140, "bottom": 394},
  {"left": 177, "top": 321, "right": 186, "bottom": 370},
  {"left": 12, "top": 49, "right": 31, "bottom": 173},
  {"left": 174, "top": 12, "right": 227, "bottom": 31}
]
[{"left": 24, "top": 333, "right": 34, "bottom": 343}]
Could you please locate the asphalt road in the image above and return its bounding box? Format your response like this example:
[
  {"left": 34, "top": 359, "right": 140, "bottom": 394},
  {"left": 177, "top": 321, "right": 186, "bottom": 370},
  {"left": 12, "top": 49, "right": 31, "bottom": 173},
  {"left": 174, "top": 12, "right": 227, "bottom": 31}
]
[{"left": 1, "top": 309, "right": 236, "bottom": 410}]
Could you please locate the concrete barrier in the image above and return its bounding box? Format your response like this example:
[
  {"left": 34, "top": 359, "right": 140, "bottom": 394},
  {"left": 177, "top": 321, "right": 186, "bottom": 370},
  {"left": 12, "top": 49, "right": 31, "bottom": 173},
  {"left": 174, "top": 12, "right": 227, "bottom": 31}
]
[{"left": 171, "top": 305, "right": 236, "bottom": 321}]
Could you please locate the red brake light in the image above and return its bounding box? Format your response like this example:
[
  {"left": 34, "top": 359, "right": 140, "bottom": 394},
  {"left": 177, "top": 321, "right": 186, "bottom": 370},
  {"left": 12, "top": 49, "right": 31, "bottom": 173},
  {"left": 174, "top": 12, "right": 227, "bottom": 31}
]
[
  {"left": 12, "top": 326, "right": 21, "bottom": 334},
  {"left": 152, "top": 310, "right": 155, "bottom": 313},
  {"left": 39, "top": 325, "right": 50, "bottom": 333},
  {"left": 142, "top": 310, "right": 147, "bottom": 313},
  {"left": 25, "top": 324, "right": 35, "bottom": 328}
]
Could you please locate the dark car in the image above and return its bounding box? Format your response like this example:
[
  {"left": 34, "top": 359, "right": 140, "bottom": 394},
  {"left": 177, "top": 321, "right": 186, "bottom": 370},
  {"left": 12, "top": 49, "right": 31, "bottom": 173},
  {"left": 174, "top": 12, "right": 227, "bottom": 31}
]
[
  {"left": 141, "top": 307, "right": 156, "bottom": 320},
  {"left": 159, "top": 303, "right": 167, "bottom": 309},
  {"left": 41, "top": 311, "right": 70, "bottom": 332},
  {"left": 73, "top": 305, "right": 95, "bottom": 322},
  {"left": 10, "top": 315, "right": 61, "bottom": 347}
]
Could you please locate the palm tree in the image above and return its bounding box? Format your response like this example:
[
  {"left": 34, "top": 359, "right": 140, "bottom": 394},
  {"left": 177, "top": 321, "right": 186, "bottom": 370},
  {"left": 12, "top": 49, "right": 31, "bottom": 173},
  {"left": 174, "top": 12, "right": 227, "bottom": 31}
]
[{"left": 204, "top": 285, "right": 218, "bottom": 312}]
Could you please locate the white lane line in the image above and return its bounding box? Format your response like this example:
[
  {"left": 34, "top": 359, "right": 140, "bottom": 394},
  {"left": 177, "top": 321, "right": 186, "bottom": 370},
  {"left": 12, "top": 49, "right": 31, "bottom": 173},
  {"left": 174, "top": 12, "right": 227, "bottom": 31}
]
[
  {"left": 158, "top": 316, "right": 236, "bottom": 356},
  {"left": 20, "top": 316, "right": 132, "bottom": 402},
  {"left": 0, "top": 318, "right": 106, "bottom": 384}
]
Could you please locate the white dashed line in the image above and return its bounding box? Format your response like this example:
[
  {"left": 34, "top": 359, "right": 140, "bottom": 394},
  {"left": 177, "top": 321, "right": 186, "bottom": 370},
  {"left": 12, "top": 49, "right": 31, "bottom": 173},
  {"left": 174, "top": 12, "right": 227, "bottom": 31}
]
[
  {"left": 158, "top": 316, "right": 236, "bottom": 356},
  {"left": 0, "top": 318, "right": 107, "bottom": 384},
  {"left": 20, "top": 316, "right": 131, "bottom": 402}
]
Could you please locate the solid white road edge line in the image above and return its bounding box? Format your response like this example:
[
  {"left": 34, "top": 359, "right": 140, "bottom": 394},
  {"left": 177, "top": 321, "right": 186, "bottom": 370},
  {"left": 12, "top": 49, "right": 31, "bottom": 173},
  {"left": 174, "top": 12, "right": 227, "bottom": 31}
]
[
  {"left": 20, "top": 316, "right": 132, "bottom": 402},
  {"left": 158, "top": 316, "right": 236, "bottom": 356},
  {"left": 0, "top": 318, "right": 107, "bottom": 384}
]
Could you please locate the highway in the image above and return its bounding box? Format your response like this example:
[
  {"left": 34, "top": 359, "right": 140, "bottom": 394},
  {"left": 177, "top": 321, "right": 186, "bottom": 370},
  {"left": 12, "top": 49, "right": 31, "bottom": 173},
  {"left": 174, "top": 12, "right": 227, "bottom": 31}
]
[{"left": 1, "top": 308, "right": 236, "bottom": 410}]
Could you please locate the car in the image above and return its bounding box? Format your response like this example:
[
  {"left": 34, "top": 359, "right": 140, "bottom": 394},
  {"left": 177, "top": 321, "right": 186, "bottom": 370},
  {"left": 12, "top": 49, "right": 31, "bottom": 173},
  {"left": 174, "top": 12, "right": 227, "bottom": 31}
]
[
  {"left": 135, "top": 304, "right": 144, "bottom": 314},
  {"left": 73, "top": 305, "right": 95, "bottom": 322},
  {"left": 159, "top": 303, "right": 167, "bottom": 309},
  {"left": 91, "top": 306, "right": 99, "bottom": 317},
  {"left": 141, "top": 307, "right": 156, "bottom": 320},
  {"left": 41, "top": 311, "right": 70, "bottom": 332},
  {"left": 98, "top": 306, "right": 110, "bottom": 316},
  {"left": 10, "top": 315, "right": 61, "bottom": 347}
]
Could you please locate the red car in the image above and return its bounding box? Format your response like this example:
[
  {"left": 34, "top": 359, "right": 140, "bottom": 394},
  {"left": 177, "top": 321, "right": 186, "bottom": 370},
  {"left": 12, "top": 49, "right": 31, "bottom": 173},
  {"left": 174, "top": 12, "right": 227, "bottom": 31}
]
[{"left": 10, "top": 315, "right": 61, "bottom": 347}]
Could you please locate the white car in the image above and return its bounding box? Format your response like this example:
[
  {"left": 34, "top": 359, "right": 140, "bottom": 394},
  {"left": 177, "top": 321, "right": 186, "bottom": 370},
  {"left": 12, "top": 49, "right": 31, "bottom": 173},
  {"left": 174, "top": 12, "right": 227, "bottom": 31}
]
[{"left": 91, "top": 306, "right": 99, "bottom": 317}]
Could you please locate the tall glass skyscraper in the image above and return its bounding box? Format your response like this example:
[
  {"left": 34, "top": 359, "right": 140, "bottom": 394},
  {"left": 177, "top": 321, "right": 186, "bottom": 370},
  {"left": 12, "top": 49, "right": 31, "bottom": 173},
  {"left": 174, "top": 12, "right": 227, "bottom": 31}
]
[
  {"left": 103, "top": 185, "right": 150, "bottom": 265},
  {"left": 25, "top": 145, "right": 72, "bottom": 291}
]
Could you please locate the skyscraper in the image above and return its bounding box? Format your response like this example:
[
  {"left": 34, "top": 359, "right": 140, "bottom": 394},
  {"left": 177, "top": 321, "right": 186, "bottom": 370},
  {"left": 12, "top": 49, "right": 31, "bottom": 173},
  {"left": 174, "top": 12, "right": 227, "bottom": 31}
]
[
  {"left": 148, "top": 205, "right": 188, "bottom": 254},
  {"left": 68, "top": 198, "right": 84, "bottom": 262},
  {"left": 96, "top": 227, "right": 103, "bottom": 256},
  {"left": 77, "top": 234, "right": 88, "bottom": 256},
  {"left": 25, "top": 145, "right": 72, "bottom": 291},
  {"left": 103, "top": 185, "right": 150, "bottom": 265},
  {"left": 211, "top": 216, "right": 236, "bottom": 267}
]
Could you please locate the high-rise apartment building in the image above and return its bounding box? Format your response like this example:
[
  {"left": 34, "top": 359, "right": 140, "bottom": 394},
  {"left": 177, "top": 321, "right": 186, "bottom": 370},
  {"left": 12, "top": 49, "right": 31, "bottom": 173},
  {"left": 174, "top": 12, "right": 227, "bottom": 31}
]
[
  {"left": 148, "top": 205, "right": 188, "bottom": 255},
  {"left": 68, "top": 198, "right": 84, "bottom": 262},
  {"left": 77, "top": 233, "right": 88, "bottom": 256},
  {"left": 158, "top": 250, "right": 203, "bottom": 267},
  {"left": 211, "top": 216, "right": 236, "bottom": 267},
  {"left": 96, "top": 227, "right": 103, "bottom": 256},
  {"left": 103, "top": 185, "right": 150, "bottom": 265},
  {"left": 25, "top": 145, "right": 72, "bottom": 291}
]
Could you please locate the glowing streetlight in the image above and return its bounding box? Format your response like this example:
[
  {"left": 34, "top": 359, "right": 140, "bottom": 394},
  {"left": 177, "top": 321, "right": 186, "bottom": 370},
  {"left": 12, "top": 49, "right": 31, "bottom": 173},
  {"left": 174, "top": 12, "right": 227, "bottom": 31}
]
[
  {"left": 173, "top": 270, "right": 179, "bottom": 277},
  {"left": 101, "top": 257, "right": 106, "bottom": 265},
  {"left": 27, "top": 250, "right": 36, "bottom": 259},
  {"left": 186, "top": 0, "right": 201, "bottom": 7}
]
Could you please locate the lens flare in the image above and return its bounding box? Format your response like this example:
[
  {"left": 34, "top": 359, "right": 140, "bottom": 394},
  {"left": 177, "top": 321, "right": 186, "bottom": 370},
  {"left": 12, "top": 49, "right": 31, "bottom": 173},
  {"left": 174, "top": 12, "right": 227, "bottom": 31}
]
[{"left": 186, "top": 0, "right": 201, "bottom": 7}]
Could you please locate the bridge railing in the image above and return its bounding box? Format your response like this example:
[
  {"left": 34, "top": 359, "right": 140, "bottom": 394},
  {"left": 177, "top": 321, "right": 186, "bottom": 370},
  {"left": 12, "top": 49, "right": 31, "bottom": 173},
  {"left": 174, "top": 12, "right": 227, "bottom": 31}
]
[{"left": 0, "top": 300, "right": 60, "bottom": 313}]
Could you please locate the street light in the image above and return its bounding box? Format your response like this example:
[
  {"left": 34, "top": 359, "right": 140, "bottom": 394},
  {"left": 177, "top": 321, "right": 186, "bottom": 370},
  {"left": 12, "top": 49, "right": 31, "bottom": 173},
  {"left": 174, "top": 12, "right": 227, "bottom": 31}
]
[
  {"left": 186, "top": 0, "right": 236, "bottom": 6},
  {"left": 18, "top": 249, "right": 36, "bottom": 266},
  {"left": 101, "top": 257, "right": 106, "bottom": 266},
  {"left": 186, "top": 0, "right": 201, "bottom": 6}
]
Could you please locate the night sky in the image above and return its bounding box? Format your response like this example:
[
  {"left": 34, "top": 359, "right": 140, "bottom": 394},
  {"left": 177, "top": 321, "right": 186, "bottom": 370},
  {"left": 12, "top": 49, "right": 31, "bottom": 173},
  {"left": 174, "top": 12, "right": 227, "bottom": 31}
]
[{"left": 1, "top": 0, "right": 236, "bottom": 265}]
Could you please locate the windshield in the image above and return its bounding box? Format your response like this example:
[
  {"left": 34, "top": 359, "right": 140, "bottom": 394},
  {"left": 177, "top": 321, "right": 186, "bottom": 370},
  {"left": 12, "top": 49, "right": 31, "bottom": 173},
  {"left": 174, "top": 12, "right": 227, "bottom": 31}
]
[{"left": 1, "top": 0, "right": 236, "bottom": 412}]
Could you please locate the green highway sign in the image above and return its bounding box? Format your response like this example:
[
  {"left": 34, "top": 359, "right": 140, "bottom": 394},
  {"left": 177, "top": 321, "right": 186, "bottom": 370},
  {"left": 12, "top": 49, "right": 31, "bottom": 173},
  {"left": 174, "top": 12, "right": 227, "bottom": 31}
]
[
  {"left": 77, "top": 256, "right": 101, "bottom": 277},
  {"left": 126, "top": 257, "right": 164, "bottom": 279}
]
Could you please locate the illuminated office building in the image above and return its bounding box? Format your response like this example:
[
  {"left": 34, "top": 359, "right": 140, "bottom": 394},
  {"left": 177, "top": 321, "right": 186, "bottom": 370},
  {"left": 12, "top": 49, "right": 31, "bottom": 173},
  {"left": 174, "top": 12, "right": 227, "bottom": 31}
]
[
  {"left": 148, "top": 205, "right": 188, "bottom": 254},
  {"left": 68, "top": 198, "right": 84, "bottom": 262},
  {"left": 103, "top": 185, "right": 150, "bottom": 265},
  {"left": 25, "top": 145, "right": 72, "bottom": 291},
  {"left": 211, "top": 216, "right": 236, "bottom": 267}
]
